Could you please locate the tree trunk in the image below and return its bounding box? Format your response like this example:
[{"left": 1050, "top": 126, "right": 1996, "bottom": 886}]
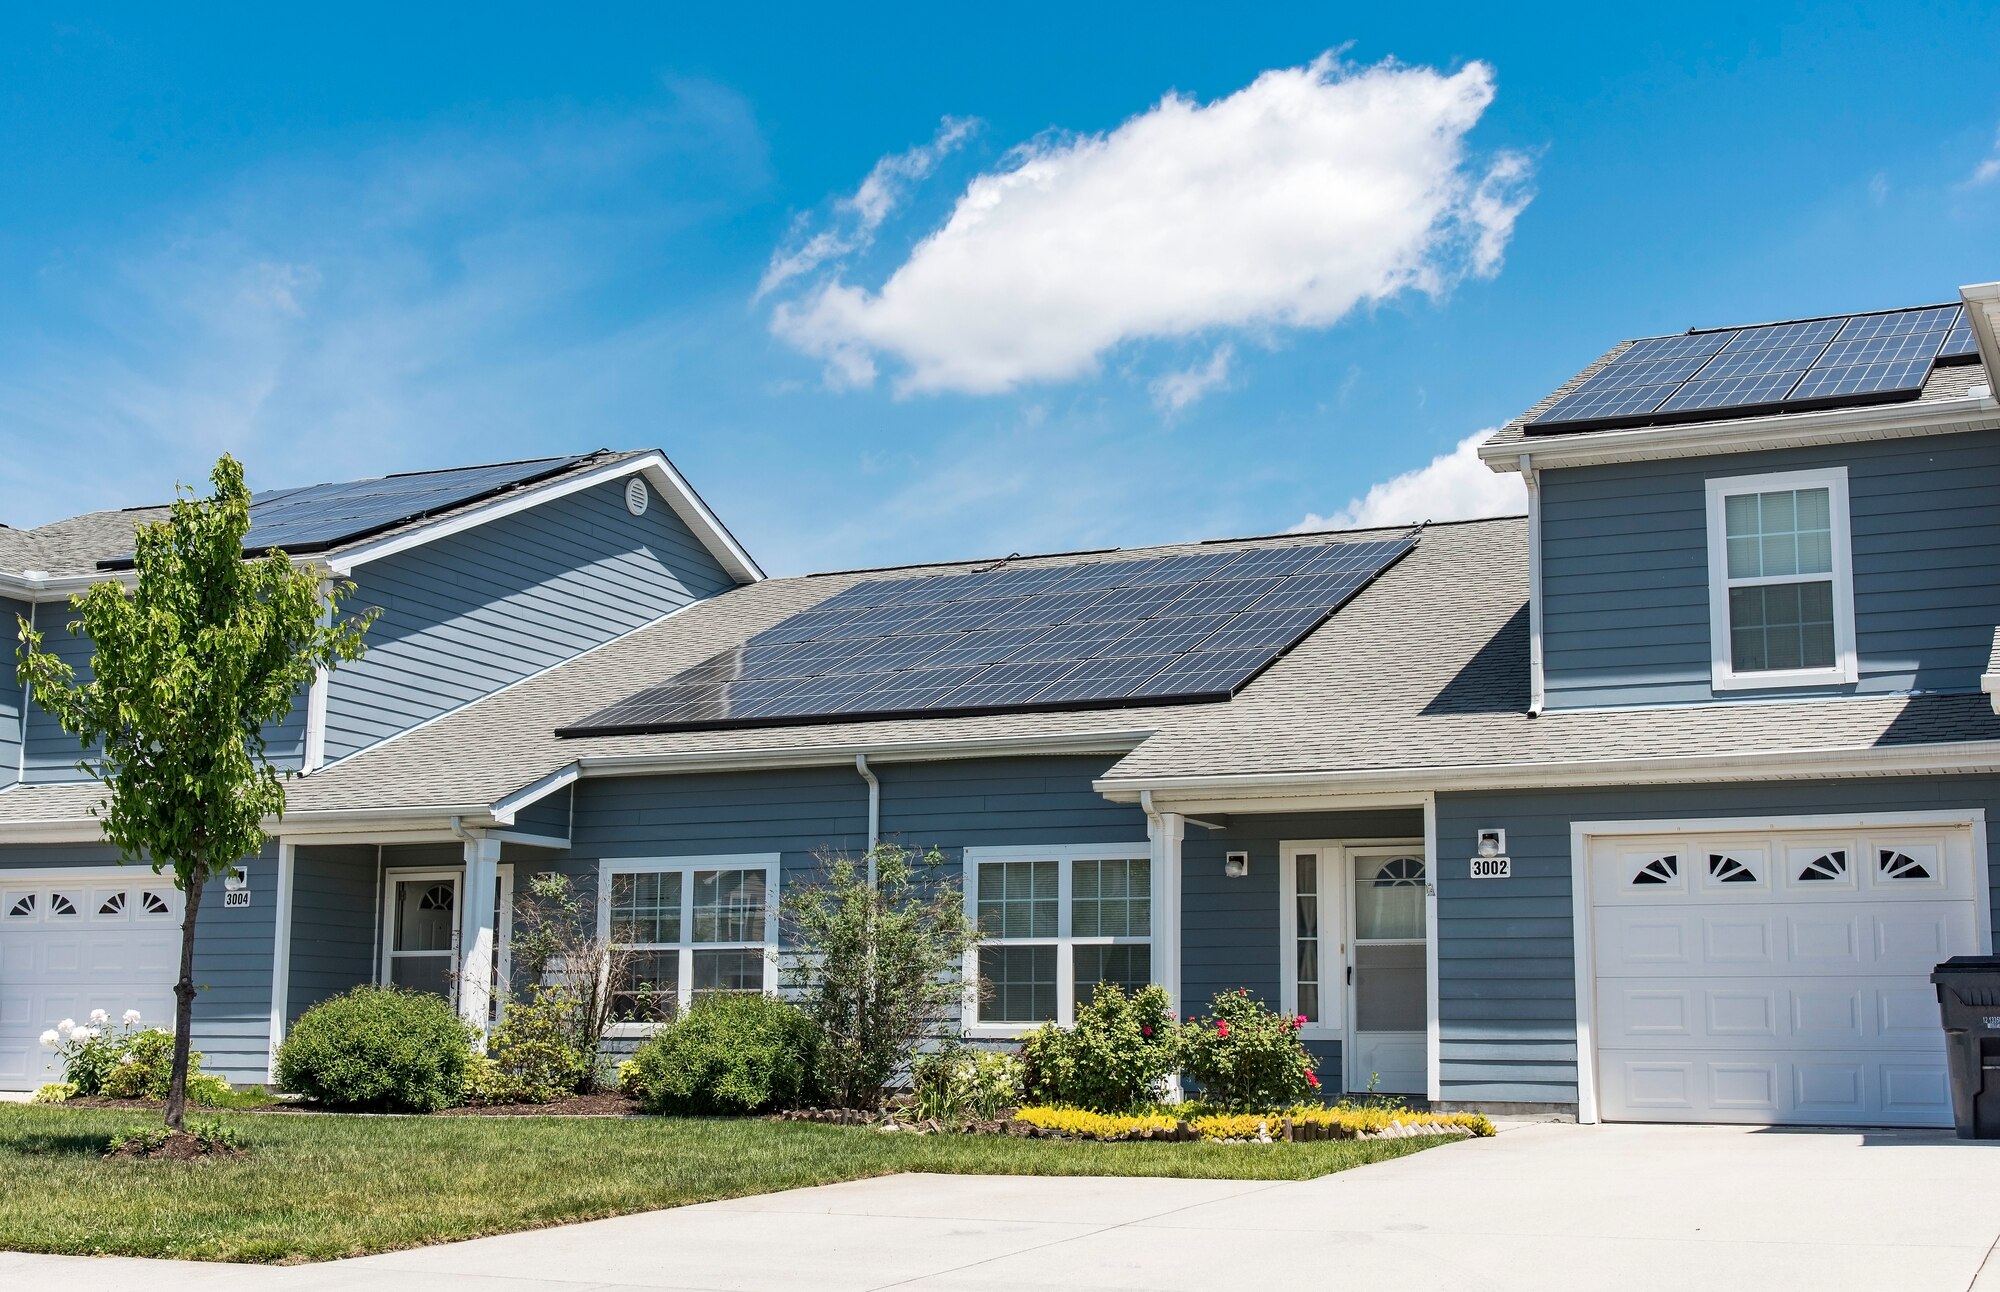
[{"left": 164, "top": 864, "right": 207, "bottom": 1132}]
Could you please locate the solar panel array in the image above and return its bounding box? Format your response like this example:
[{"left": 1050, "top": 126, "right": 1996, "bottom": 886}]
[
  {"left": 1529, "top": 303, "right": 1982, "bottom": 434},
  {"left": 558, "top": 531, "right": 1420, "bottom": 736},
  {"left": 99, "top": 456, "right": 586, "bottom": 568}
]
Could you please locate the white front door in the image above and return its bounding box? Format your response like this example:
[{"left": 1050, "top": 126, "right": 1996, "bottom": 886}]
[
  {"left": 381, "top": 870, "right": 461, "bottom": 998},
  {"left": 1346, "top": 846, "right": 1428, "bottom": 1095},
  {"left": 1587, "top": 825, "right": 1982, "bottom": 1126},
  {"left": 1281, "top": 840, "right": 1431, "bottom": 1097},
  {"left": 0, "top": 873, "right": 183, "bottom": 1090}
]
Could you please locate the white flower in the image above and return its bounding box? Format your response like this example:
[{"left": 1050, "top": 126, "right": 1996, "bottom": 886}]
[
  {"left": 122, "top": 1009, "right": 143, "bottom": 1026},
  {"left": 116, "top": 1052, "right": 137, "bottom": 1066},
  {"left": 56, "top": 1019, "right": 75, "bottom": 1035},
  {"left": 38, "top": 1029, "right": 60, "bottom": 1049},
  {"left": 70, "top": 1026, "right": 95, "bottom": 1042},
  {"left": 88, "top": 1008, "right": 109, "bottom": 1026}
]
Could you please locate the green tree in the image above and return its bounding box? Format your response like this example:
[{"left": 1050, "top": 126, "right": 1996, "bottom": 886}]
[
  {"left": 16, "top": 456, "right": 371, "bottom": 1131},
  {"left": 781, "top": 845, "right": 978, "bottom": 1109}
]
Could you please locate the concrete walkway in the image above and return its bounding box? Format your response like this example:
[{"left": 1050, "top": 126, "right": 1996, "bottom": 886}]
[{"left": 6, "top": 1121, "right": 2000, "bottom": 1290}]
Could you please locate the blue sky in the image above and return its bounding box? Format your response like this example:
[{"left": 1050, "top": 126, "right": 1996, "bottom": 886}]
[{"left": 4, "top": 3, "right": 1999, "bottom": 575}]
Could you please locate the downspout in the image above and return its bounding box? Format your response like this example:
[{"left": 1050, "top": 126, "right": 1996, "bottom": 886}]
[
  {"left": 1520, "top": 453, "right": 1546, "bottom": 718},
  {"left": 16, "top": 600, "right": 35, "bottom": 782},
  {"left": 854, "top": 754, "right": 881, "bottom": 885}
]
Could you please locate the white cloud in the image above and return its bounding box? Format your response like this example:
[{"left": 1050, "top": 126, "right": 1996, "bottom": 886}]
[
  {"left": 1293, "top": 430, "right": 1525, "bottom": 531},
  {"left": 767, "top": 55, "right": 1531, "bottom": 395},
  {"left": 1149, "top": 343, "right": 1233, "bottom": 413},
  {"left": 756, "top": 117, "right": 976, "bottom": 300},
  {"left": 1970, "top": 126, "right": 2000, "bottom": 186}
]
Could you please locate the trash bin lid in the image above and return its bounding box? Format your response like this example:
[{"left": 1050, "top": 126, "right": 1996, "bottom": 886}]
[{"left": 1932, "top": 955, "right": 2000, "bottom": 977}]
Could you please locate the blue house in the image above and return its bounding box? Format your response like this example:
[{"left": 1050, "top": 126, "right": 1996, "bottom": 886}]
[{"left": 4, "top": 282, "right": 2000, "bottom": 1130}]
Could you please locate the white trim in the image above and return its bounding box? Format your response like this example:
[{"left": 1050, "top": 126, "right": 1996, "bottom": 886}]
[
  {"left": 324, "top": 453, "right": 764, "bottom": 585},
  {"left": 1704, "top": 466, "right": 1856, "bottom": 691},
  {"left": 0, "top": 864, "right": 147, "bottom": 882},
  {"left": 596, "top": 853, "right": 781, "bottom": 1035},
  {"left": 266, "top": 841, "right": 297, "bottom": 1081},
  {"left": 1520, "top": 457, "right": 1545, "bottom": 716},
  {"left": 1423, "top": 793, "right": 1441, "bottom": 1102},
  {"left": 1478, "top": 392, "right": 2000, "bottom": 473},
  {"left": 1565, "top": 806, "right": 1991, "bottom": 1126},
  {"left": 1276, "top": 841, "right": 1347, "bottom": 1040},
  {"left": 963, "top": 840, "right": 1155, "bottom": 1039},
  {"left": 1093, "top": 736, "right": 2000, "bottom": 801},
  {"left": 1962, "top": 282, "right": 2000, "bottom": 379},
  {"left": 1342, "top": 841, "right": 1428, "bottom": 1095}
]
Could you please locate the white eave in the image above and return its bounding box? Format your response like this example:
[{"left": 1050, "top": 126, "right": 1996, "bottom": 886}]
[{"left": 1483, "top": 391, "right": 2000, "bottom": 473}]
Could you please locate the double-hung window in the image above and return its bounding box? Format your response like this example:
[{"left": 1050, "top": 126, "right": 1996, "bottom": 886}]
[
  {"left": 1704, "top": 466, "right": 1856, "bottom": 690},
  {"left": 600, "top": 855, "right": 778, "bottom": 1032},
  {"left": 965, "top": 843, "right": 1155, "bottom": 1033}
]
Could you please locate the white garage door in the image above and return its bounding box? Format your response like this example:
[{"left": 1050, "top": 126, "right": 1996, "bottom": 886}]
[
  {"left": 0, "top": 874, "right": 182, "bottom": 1090},
  {"left": 1587, "top": 825, "right": 1984, "bottom": 1127}
]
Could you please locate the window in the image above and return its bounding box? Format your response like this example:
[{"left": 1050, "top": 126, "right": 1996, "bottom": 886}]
[
  {"left": 1705, "top": 467, "right": 1855, "bottom": 690},
  {"left": 965, "top": 844, "right": 1153, "bottom": 1032},
  {"left": 600, "top": 856, "right": 778, "bottom": 1030}
]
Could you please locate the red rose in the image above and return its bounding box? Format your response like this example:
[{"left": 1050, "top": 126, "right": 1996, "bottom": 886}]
[
  {"left": 1306, "top": 1072, "right": 1320, "bottom": 1088},
  {"left": 1217, "top": 1020, "right": 1230, "bottom": 1038},
  {"left": 1294, "top": 1014, "right": 1307, "bottom": 1028},
  {"left": 1142, "top": 1026, "right": 1153, "bottom": 1037}
]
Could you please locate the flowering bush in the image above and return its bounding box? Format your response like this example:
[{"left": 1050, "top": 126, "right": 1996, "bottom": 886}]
[
  {"left": 1020, "top": 983, "right": 1180, "bottom": 1113},
  {"left": 39, "top": 1008, "right": 147, "bottom": 1095},
  {"left": 911, "top": 1041, "right": 1023, "bottom": 1122},
  {"left": 1177, "top": 989, "right": 1318, "bottom": 1110},
  {"left": 1013, "top": 1102, "right": 1494, "bottom": 1141}
]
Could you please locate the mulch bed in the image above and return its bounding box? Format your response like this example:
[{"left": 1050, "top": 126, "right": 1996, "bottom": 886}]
[
  {"left": 439, "top": 1093, "right": 643, "bottom": 1117},
  {"left": 104, "top": 1131, "right": 247, "bottom": 1161}
]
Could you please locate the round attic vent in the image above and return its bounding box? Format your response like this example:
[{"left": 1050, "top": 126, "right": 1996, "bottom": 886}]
[{"left": 624, "top": 477, "right": 650, "bottom": 517}]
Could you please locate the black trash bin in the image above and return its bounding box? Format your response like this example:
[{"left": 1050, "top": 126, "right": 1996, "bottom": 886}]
[{"left": 1932, "top": 956, "right": 2000, "bottom": 1139}]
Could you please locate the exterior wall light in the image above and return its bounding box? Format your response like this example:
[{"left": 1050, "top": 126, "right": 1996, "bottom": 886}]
[
  {"left": 1223, "top": 851, "right": 1250, "bottom": 878},
  {"left": 1476, "top": 829, "right": 1506, "bottom": 858}
]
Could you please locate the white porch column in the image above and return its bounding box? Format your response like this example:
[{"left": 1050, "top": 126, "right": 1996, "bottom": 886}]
[
  {"left": 459, "top": 833, "right": 503, "bottom": 1037},
  {"left": 1149, "top": 809, "right": 1185, "bottom": 1016}
]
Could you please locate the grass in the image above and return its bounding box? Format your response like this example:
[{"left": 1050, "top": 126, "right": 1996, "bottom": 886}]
[{"left": 0, "top": 1103, "right": 1454, "bottom": 1263}]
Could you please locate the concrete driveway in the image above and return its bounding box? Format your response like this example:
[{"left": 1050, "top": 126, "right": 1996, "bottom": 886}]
[{"left": 6, "top": 1121, "right": 2000, "bottom": 1291}]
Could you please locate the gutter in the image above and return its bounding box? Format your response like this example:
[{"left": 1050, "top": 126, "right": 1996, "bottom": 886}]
[
  {"left": 1520, "top": 453, "right": 1544, "bottom": 718},
  {"left": 1477, "top": 392, "right": 2000, "bottom": 473},
  {"left": 1094, "top": 736, "right": 2000, "bottom": 801}
]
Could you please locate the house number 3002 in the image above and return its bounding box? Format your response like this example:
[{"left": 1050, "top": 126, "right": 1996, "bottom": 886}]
[{"left": 1469, "top": 856, "right": 1512, "bottom": 879}]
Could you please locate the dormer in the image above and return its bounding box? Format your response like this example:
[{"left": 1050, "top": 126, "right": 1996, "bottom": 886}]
[{"left": 1480, "top": 283, "right": 2000, "bottom": 714}]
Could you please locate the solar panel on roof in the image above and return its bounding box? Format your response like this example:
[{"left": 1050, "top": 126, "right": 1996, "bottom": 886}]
[
  {"left": 558, "top": 528, "right": 1420, "bottom": 736},
  {"left": 99, "top": 455, "right": 590, "bottom": 568},
  {"left": 1528, "top": 303, "right": 1972, "bottom": 434}
]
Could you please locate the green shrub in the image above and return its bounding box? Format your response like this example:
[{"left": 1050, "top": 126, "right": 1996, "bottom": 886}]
[
  {"left": 31, "top": 1082, "right": 77, "bottom": 1104},
  {"left": 912, "top": 1041, "right": 1024, "bottom": 1121},
  {"left": 1177, "top": 988, "right": 1317, "bottom": 1110},
  {"left": 98, "top": 1028, "right": 228, "bottom": 1103},
  {"left": 276, "top": 986, "right": 475, "bottom": 1112},
  {"left": 468, "top": 984, "right": 595, "bottom": 1104},
  {"left": 1019, "top": 983, "right": 1178, "bottom": 1112},
  {"left": 626, "top": 993, "right": 820, "bottom": 1115},
  {"left": 40, "top": 1009, "right": 149, "bottom": 1094}
]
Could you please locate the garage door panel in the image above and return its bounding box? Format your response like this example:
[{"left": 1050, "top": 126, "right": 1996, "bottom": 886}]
[
  {"left": 1590, "top": 825, "right": 1979, "bottom": 1128},
  {"left": 0, "top": 878, "right": 185, "bottom": 1091}
]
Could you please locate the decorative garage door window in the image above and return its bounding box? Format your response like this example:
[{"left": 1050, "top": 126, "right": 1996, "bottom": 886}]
[
  {"left": 601, "top": 856, "right": 779, "bottom": 1028},
  {"left": 966, "top": 844, "right": 1153, "bottom": 1030},
  {"left": 3, "top": 886, "right": 176, "bottom": 923},
  {"left": 1796, "top": 850, "right": 1847, "bottom": 882}
]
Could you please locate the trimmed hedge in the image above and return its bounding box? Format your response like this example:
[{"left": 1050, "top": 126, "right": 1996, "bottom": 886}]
[
  {"left": 277, "top": 986, "right": 475, "bottom": 1112},
  {"left": 626, "top": 994, "right": 819, "bottom": 1115}
]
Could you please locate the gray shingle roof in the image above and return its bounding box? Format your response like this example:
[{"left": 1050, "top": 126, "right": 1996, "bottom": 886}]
[{"left": 2, "top": 450, "right": 656, "bottom": 579}]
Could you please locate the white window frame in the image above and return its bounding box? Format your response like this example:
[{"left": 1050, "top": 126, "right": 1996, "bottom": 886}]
[
  {"left": 1278, "top": 844, "right": 1345, "bottom": 1041},
  {"left": 597, "top": 854, "right": 780, "bottom": 1038},
  {"left": 1704, "top": 465, "right": 1857, "bottom": 691},
  {"left": 963, "top": 842, "right": 1154, "bottom": 1038}
]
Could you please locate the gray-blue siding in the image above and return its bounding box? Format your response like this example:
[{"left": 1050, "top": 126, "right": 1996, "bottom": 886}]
[
  {"left": 322, "top": 476, "right": 734, "bottom": 762},
  {"left": 288, "top": 845, "right": 379, "bottom": 1025},
  {"left": 1435, "top": 775, "right": 2000, "bottom": 1107},
  {"left": 0, "top": 595, "right": 24, "bottom": 783},
  {"left": 19, "top": 598, "right": 306, "bottom": 782},
  {"left": 0, "top": 840, "right": 278, "bottom": 1086},
  {"left": 1539, "top": 428, "right": 2000, "bottom": 708}
]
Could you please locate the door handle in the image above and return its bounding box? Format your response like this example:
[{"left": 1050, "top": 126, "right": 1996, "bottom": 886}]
[{"left": 1347, "top": 965, "right": 1353, "bottom": 986}]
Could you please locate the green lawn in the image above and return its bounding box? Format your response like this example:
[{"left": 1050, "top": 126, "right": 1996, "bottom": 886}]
[{"left": 0, "top": 1104, "right": 1453, "bottom": 1263}]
